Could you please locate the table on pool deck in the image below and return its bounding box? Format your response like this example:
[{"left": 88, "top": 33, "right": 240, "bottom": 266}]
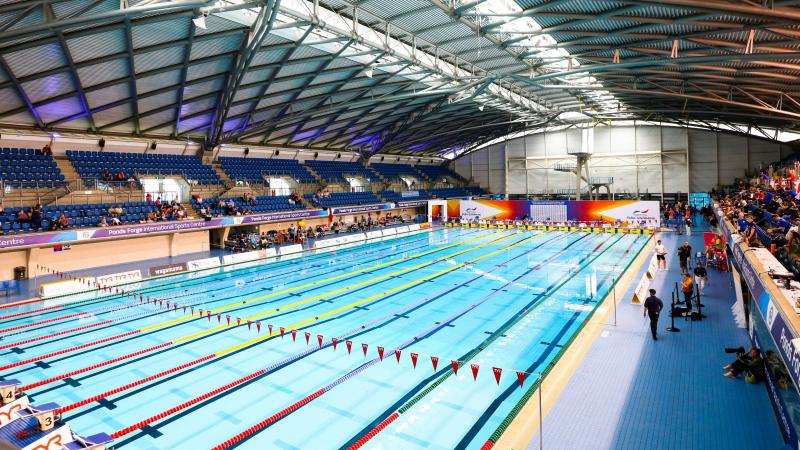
[{"left": 524, "top": 230, "right": 784, "bottom": 450}]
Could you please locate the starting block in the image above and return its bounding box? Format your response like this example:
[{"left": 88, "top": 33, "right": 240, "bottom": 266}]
[{"left": 0, "top": 380, "right": 20, "bottom": 405}]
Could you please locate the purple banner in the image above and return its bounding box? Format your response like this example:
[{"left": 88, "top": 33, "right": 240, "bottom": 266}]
[
  {"left": 0, "top": 209, "right": 329, "bottom": 251},
  {"left": 332, "top": 203, "right": 394, "bottom": 215},
  {"left": 397, "top": 200, "right": 428, "bottom": 208}
]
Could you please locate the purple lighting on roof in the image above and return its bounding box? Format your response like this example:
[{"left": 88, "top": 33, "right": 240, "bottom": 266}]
[
  {"left": 408, "top": 142, "right": 430, "bottom": 151},
  {"left": 293, "top": 128, "right": 324, "bottom": 142}
]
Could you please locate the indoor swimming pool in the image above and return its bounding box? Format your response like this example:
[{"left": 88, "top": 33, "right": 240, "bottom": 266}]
[{"left": 0, "top": 227, "right": 648, "bottom": 449}]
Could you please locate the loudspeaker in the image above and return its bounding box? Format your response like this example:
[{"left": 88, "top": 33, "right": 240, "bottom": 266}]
[
  {"left": 98, "top": 138, "right": 105, "bottom": 148},
  {"left": 150, "top": 141, "right": 157, "bottom": 150},
  {"left": 244, "top": 147, "right": 250, "bottom": 156},
  {"left": 274, "top": 150, "right": 280, "bottom": 156},
  {"left": 314, "top": 152, "right": 319, "bottom": 159},
  {"left": 336, "top": 153, "right": 341, "bottom": 159},
  {"left": 380, "top": 156, "right": 384, "bottom": 162}
]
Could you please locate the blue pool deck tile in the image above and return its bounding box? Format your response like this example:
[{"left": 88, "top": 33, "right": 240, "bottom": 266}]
[{"left": 525, "top": 230, "right": 785, "bottom": 450}]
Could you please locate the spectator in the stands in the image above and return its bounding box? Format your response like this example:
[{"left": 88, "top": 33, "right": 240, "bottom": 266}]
[
  {"left": 744, "top": 214, "right": 759, "bottom": 247},
  {"left": 30, "top": 204, "right": 42, "bottom": 230},
  {"left": 102, "top": 170, "right": 112, "bottom": 182},
  {"left": 288, "top": 224, "right": 296, "bottom": 241},
  {"left": 15, "top": 208, "right": 29, "bottom": 224},
  {"left": 146, "top": 192, "right": 152, "bottom": 203},
  {"left": 56, "top": 213, "right": 70, "bottom": 230},
  {"left": 724, "top": 347, "right": 765, "bottom": 383},
  {"left": 42, "top": 144, "right": 52, "bottom": 156},
  {"left": 97, "top": 216, "right": 109, "bottom": 227},
  {"left": 155, "top": 196, "right": 162, "bottom": 207},
  {"left": 736, "top": 211, "right": 747, "bottom": 233},
  {"left": 116, "top": 171, "right": 125, "bottom": 182}
]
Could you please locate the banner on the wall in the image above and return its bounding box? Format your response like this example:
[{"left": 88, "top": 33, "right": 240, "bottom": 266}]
[{"left": 448, "top": 199, "right": 661, "bottom": 224}]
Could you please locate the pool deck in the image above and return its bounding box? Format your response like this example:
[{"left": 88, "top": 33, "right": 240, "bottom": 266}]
[{"left": 510, "top": 226, "right": 784, "bottom": 450}]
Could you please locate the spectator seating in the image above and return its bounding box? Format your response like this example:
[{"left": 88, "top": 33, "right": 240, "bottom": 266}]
[
  {"left": 379, "top": 190, "right": 432, "bottom": 202},
  {"left": 195, "top": 195, "right": 306, "bottom": 215},
  {"left": 0, "top": 202, "right": 159, "bottom": 234},
  {"left": 369, "top": 163, "right": 423, "bottom": 182},
  {"left": 219, "top": 157, "right": 316, "bottom": 184},
  {"left": 415, "top": 165, "right": 463, "bottom": 181},
  {"left": 1, "top": 148, "right": 65, "bottom": 188},
  {"left": 305, "top": 191, "right": 381, "bottom": 208},
  {"left": 429, "top": 187, "right": 485, "bottom": 198},
  {"left": 305, "top": 160, "right": 375, "bottom": 183},
  {"left": 67, "top": 150, "right": 220, "bottom": 185}
]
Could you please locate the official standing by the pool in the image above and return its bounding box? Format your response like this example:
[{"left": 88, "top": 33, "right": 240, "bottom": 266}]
[{"left": 643, "top": 289, "right": 664, "bottom": 341}]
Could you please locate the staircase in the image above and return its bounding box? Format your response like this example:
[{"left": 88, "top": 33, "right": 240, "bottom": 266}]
[
  {"left": 302, "top": 164, "right": 327, "bottom": 187},
  {"left": 183, "top": 201, "right": 199, "bottom": 219},
  {"left": 54, "top": 156, "right": 80, "bottom": 185}
]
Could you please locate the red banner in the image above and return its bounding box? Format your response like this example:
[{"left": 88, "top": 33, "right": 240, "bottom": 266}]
[
  {"left": 492, "top": 367, "right": 502, "bottom": 385},
  {"left": 431, "top": 356, "right": 439, "bottom": 371},
  {"left": 451, "top": 360, "right": 460, "bottom": 375},
  {"left": 471, "top": 363, "right": 480, "bottom": 380},
  {"left": 411, "top": 352, "right": 418, "bottom": 368}
]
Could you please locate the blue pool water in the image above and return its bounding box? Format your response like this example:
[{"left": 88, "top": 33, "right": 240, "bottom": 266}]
[{"left": 0, "top": 228, "right": 647, "bottom": 449}]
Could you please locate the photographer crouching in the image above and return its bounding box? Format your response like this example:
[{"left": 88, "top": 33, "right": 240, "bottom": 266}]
[{"left": 723, "top": 346, "right": 766, "bottom": 383}]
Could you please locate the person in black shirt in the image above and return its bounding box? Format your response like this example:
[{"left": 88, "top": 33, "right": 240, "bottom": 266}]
[
  {"left": 643, "top": 289, "right": 664, "bottom": 341},
  {"left": 677, "top": 241, "right": 692, "bottom": 275},
  {"left": 693, "top": 262, "right": 708, "bottom": 296}
]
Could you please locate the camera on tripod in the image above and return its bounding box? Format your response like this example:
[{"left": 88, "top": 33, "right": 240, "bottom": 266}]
[{"left": 724, "top": 346, "right": 745, "bottom": 356}]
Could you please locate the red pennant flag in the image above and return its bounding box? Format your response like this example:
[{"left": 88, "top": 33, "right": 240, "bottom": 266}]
[
  {"left": 225, "top": 315, "right": 230, "bottom": 325},
  {"left": 346, "top": 340, "right": 353, "bottom": 354},
  {"left": 317, "top": 334, "right": 323, "bottom": 348},
  {"left": 451, "top": 360, "right": 460, "bottom": 375},
  {"left": 247, "top": 320, "right": 252, "bottom": 330},
  {"left": 217, "top": 314, "right": 221, "bottom": 323},
  {"left": 471, "top": 363, "right": 480, "bottom": 381},
  {"left": 166, "top": 301, "right": 171, "bottom": 309},
  {"left": 183, "top": 305, "right": 187, "bottom": 313},
  {"left": 304, "top": 332, "right": 311, "bottom": 344},
  {"left": 410, "top": 352, "right": 418, "bottom": 368},
  {"left": 280, "top": 327, "right": 285, "bottom": 338},
  {"left": 140, "top": 294, "right": 143, "bottom": 301},
  {"left": 147, "top": 295, "right": 151, "bottom": 303},
  {"left": 493, "top": 367, "right": 502, "bottom": 385},
  {"left": 199, "top": 308, "right": 203, "bottom": 316},
  {"left": 378, "top": 346, "right": 385, "bottom": 361},
  {"left": 395, "top": 349, "right": 402, "bottom": 363},
  {"left": 332, "top": 338, "right": 338, "bottom": 351},
  {"left": 516, "top": 371, "right": 526, "bottom": 388},
  {"left": 173, "top": 304, "right": 178, "bottom": 311},
  {"left": 207, "top": 312, "right": 211, "bottom": 321},
  {"left": 362, "top": 343, "right": 368, "bottom": 356},
  {"left": 236, "top": 318, "right": 241, "bottom": 326},
  {"left": 256, "top": 321, "right": 261, "bottom": 333},
  {"left": 268, "top": 324, "right": 274, "bottom": 334},
  {"left": 191, "top": 307, "right": 195, "bottom": 315},
  {"left": 431, "top": 356, "right": 439, "bottom": 371},
  {"left": 291, "top": 329, "right": 297, "bottom": 341}
]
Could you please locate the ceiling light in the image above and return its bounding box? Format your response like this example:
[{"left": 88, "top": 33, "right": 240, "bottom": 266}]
[{"left": 192, "top": 12, "right": 208, "bottom": 30}]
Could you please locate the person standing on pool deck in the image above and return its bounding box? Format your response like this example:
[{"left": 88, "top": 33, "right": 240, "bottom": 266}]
[
  {"left": 643, "top": 289, "right": 664, "bottom": 340},
  {"left": 677, "top": 241, "right": 692, "bottom": 275},
  {"left": 655, "top": 240, "right": 668, "bottom": 271},
  {"left": 693, "top": 261, "right": 708, "bottom": 296}
]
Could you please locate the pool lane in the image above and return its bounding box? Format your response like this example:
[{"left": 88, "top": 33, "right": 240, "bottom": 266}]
[{"left": 5, "top": 228, "right": 506, "bottom": 376}]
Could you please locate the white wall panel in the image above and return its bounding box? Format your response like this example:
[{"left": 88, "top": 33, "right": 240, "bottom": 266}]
[
  {"left": 506, "top": 137, "right": 525, "bottom": 158},
  {"left": 593, "top": 127, "right": 611, "bottom": 154},
  {"left": 749, "top": 138, "right": 779, "bottom": 170},
  {"left": 636, "top": 126, "right": 661, "bottom": 153},
  {"left": 609, "top": 127, "right": 635, "bottom": 154},
  {"left": 717, "top": 133, "right": 747, "bottom": 186},
  {"left": 460, "top": 125, "right": 792, "bottom": 196},
  {"left": 544, "top": 131, "right": 567, "bottom": 155},
  {"left": 525, "top": 133, "right": 545, "bottom": 157},
  {"left": 662, "top": 127, "right": 688, "bottom": 151}
]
